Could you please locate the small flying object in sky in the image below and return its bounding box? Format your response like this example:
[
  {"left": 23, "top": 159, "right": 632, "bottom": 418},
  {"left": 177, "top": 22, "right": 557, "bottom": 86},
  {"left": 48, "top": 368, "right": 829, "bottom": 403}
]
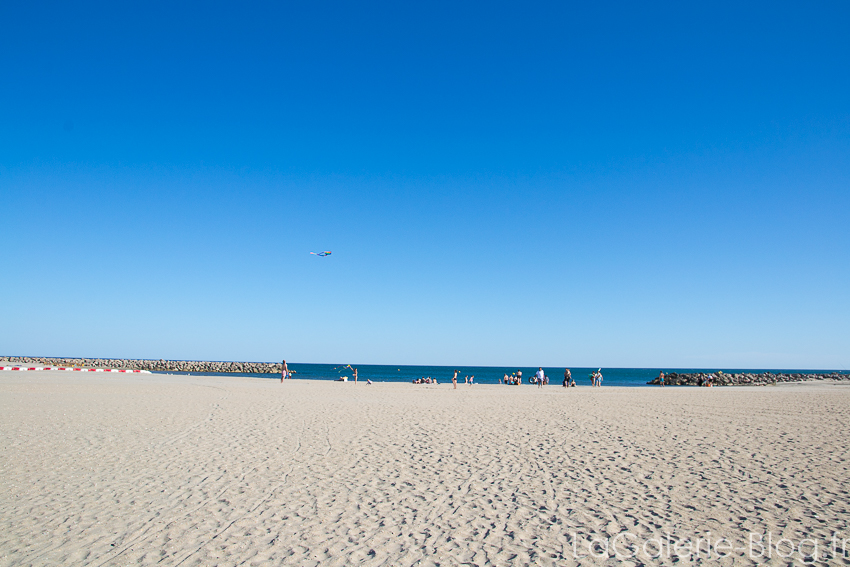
[{"left": 310, "top": 251, "right": 332, "bottom": 256}]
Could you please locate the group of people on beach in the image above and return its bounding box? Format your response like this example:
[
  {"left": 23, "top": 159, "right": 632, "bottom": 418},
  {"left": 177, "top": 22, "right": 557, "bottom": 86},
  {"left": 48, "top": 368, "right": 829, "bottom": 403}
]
[
  {"left": 502, "top": 368, "right": 580, "bottom": 388},
  {"left": 697, "top": 373, "right": 715, "bottom": 387},
  {"left": 280, "top": 360, "right": 295, "bottom": 381},
  {"left": 284, "top": 362, "right": 371, "bottom": 385},
  {"left": 334, "top": 367, "right": 361, "bottom": 383},
  {"left": 532, "top": 368, "right": 548, "bottom": 387},
  {"left": 450, "top": 371, "right": 476, "bottom": 388},
  {"left": 589, "top": 368, "right": 603, "bottom": 387},
  {"left": 281, "top": 361, "right": 608, "bottom": 388},
  {"left": 282, "top": 364, "right": 721, "bottom": 387},
  {"left": 501, "top": 370, "right": 523, "bottom": 385}
]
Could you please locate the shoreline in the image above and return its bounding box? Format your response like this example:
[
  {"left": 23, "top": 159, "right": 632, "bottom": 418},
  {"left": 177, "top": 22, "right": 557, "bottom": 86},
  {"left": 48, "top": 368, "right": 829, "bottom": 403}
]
[
  {"left": 3, "top": 356, "right": 848, "bottom": 387},
  {"left": 160, "top": 371, "right": 850, "bottom": 390}
]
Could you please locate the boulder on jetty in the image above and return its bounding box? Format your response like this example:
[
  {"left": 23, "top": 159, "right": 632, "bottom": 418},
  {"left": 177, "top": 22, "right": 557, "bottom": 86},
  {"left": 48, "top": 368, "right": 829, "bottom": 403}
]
[
  {"left": 648, "top": 371, "right": 850, "bottom": 386},
  {"left": 0, "top": 356, "right": 283, "bottom": 374}
]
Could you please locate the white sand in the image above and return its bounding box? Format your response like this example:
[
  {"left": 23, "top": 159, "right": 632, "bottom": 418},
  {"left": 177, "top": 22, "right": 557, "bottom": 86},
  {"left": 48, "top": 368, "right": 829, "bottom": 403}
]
[{"left": 2, "top": 372, "right": 849, "bottom": 566}]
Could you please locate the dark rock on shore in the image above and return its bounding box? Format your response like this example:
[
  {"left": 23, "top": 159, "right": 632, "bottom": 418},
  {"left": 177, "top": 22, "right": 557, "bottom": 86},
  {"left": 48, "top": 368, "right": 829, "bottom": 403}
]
[
  {"left": 0, "top": 356, "right": 283, "bottom": 374},
  {"left": 647, "top": 371, "right": 850, "bottom": 386}
]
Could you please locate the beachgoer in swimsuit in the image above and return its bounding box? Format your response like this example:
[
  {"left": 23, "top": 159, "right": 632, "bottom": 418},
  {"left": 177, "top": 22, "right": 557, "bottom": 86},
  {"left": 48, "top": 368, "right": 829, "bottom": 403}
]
[
  {"left": 281, "top": 360, "right": 289, "bottom": 383},
  {"left": 563, "top": 368, "right": 571, "bottom": 388},
  {"left": 659, "top": 371, "right": 665, "bottom": 387},
  {"left": 536, "top": 368, "right": 544, "bottom": 388},
  {"left": 353, "top": 367, "right": 358, "bottom": 384},
  {"left": 453, "top": 370, "right": 458, "bottom": 389}
]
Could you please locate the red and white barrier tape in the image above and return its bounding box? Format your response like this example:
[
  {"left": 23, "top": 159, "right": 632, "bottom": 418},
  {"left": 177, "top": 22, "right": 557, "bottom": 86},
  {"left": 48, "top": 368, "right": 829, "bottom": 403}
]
[{"left": 0, "top": 366, "right": 151, "bottom": 373}]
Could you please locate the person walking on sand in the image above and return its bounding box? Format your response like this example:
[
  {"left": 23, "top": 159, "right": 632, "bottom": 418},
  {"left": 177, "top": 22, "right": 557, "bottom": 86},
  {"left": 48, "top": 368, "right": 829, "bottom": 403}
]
[
  {"left": 563, "top": 368, "right": 571, "bottom": 388},
  {"left": 536, "top": 367, "right": 545, "bottom": 388},
  {"left": 280, "top": 360, "right": 289, "bottom": 383},
  {"left": 452, "top": 370, "right": 458, "bottom": 389}
]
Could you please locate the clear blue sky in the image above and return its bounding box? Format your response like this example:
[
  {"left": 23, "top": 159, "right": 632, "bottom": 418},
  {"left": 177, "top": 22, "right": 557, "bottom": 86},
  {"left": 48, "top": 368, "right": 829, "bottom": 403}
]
[{"left": 2, "top": 1, "right": 848, "bottom": 369}]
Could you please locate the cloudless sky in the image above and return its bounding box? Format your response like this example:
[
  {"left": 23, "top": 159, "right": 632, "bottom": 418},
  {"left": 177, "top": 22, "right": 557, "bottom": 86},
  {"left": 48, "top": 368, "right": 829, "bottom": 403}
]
[{"left": 2, "top": 1, "right": 848, "bottom": 368}]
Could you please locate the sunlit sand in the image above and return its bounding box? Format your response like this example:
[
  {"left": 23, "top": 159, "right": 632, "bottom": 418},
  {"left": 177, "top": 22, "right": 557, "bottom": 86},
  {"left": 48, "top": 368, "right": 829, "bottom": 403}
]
[{"left": 2, "top": 372, "right": 848, "bottom": 565}]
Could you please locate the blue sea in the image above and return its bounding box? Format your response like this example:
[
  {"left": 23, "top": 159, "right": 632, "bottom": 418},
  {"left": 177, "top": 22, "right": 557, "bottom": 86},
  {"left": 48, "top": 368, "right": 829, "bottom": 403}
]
[{"left": 161, "top": 364, "right": 846, "bottom": 386}]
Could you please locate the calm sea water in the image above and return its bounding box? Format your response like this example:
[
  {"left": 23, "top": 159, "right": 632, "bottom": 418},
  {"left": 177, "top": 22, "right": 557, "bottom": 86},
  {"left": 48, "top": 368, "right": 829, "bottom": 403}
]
[{"left": 160, "top": 364, "right": 846, "bottom": 387}]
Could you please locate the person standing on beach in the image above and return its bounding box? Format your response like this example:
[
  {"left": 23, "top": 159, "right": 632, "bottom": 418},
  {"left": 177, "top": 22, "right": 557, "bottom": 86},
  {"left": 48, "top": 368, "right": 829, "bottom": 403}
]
[
  {"left": 596, "top": 369, "right": 603, "bottom": 387},
  {"left": 563, "top": 368, "right": 571, "bottom": 388},
  {"left": 452, "top": 370, "right": 458, "bottom": 389},
  {"left": 517, "top": 370, "right": 522, "bottom": 385},
  {"left": 658, "top": 371, "right": 665, "bottom": 387},
  {"left": 280, "top": 360, "right": 289, "bottom": 383},
  {"left": 536, "top": 367, "right": 545, "bottom": 388},
  {"left": 353, "top": 367, "right": 358, "bottom": 384}
]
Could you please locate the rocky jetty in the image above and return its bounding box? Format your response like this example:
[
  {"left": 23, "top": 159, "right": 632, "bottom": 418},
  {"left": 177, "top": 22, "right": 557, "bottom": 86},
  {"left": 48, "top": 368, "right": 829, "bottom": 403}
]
[
  {"left": 0, "top": 356, "right": 283, "bottom": 374},
  {"left": 648, "top": 371, "right": 850, "bottom": 386}
]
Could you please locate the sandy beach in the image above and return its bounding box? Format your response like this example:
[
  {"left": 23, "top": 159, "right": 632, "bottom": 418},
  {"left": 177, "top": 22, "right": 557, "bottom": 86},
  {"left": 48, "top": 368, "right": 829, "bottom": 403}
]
[{"left": 2, "top": 372, "right": 849, "bottom": 566}]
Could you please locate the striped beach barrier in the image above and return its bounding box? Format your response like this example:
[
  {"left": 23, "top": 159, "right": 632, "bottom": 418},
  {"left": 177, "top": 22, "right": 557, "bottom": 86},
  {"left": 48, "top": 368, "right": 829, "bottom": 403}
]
[{"left": 0, "top": 366, "right": 151, "bottom": 373}]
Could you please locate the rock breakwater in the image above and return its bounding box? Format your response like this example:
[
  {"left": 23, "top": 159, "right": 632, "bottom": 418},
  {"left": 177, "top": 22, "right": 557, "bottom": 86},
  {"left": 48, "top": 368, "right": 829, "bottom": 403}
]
[
  {"left": 648, "top": 371, "right": 850, "bottom": 386},
  {"left": 0, "top": 356, "right": 283, "bottom": 374}
]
